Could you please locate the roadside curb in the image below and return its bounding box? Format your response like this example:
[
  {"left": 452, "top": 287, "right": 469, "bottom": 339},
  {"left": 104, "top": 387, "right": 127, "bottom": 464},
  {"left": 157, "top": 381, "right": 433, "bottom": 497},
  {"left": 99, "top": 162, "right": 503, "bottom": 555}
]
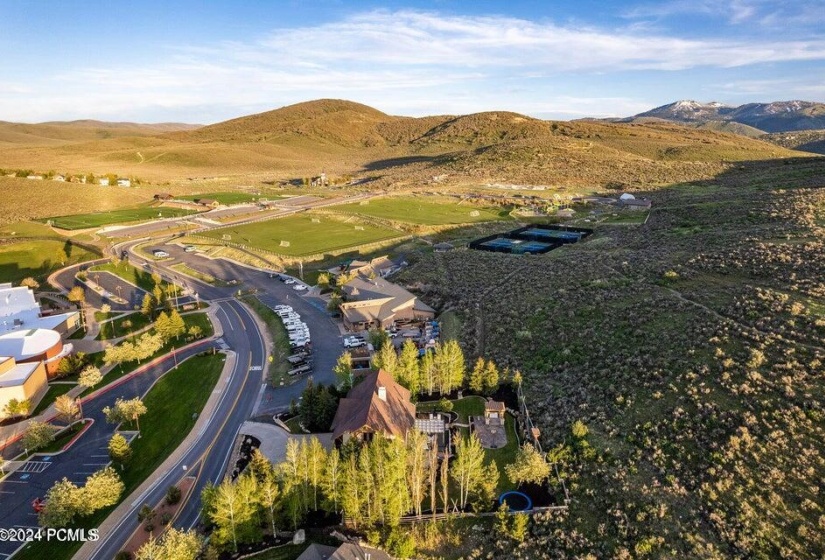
[{"left": 73, "top": 349, "right": 237, "bottom": 560}]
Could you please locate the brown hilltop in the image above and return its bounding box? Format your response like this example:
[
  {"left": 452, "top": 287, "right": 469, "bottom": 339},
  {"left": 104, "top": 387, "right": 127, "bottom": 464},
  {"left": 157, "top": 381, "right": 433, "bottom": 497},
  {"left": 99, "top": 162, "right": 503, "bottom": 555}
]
[{"left": 0, "top": 98, "right": 813, "bottom": 185}]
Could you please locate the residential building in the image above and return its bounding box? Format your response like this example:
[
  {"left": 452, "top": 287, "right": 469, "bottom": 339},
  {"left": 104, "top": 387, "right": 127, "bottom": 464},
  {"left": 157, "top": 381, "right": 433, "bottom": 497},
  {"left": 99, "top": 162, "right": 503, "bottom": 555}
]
[
  {"left": 53, "top": 174, "right": 66, "bottom": 182},
  {"left": 339, "top": 276, "right": 434, "bottom": 331},
  {"left": 116, "top": 177, "right": 131, "bottom": 187},
  {"left": 98, "top": 178, "right": 110, "bottom": 186},
  {"left": 296, "top": 543, "right": 392, "bottom": 560},
  {"left": 331, "top": 369, "right": 416, "bottom": 444},
  {"left": 0, "top": 357, "right": 48, "bottom": 420}
]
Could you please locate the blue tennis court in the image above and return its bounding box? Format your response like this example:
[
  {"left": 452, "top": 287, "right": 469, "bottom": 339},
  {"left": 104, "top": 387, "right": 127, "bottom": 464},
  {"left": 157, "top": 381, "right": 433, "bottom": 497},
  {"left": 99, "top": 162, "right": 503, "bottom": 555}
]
[
  {"left": 480, "top": 238, "right": 552, "bottom": 253},
  {"left": 523, "top": 228, "right": 582, "bottom": 241}
]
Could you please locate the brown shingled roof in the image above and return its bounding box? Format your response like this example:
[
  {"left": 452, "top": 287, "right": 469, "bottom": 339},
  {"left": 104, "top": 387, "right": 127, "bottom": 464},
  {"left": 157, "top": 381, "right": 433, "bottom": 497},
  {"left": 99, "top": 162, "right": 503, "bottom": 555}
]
[{"left": 331, "top": 369, "right": 416, "bottom": 440}]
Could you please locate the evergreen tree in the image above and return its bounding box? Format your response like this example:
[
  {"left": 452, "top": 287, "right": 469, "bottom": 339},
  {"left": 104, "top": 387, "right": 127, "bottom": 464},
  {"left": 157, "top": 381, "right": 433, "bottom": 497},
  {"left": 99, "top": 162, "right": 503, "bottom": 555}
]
[
  {"left": 154, "top": 312, "right": 172, "bottom": 341},
  {"left": 108, "top": 433, "right": 133, "bottom": 469},
  {"left": 168, "top": 309, "right": 186, "bottom": 339},
  {"left": 141, "top": 293, "right": 155, "bottom": 316}
]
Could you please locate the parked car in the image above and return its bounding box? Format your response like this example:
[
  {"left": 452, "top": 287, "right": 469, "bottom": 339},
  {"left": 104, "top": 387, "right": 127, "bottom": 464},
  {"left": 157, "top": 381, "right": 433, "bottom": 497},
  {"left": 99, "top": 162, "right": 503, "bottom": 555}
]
[
  {"left": 293, "top": 284, "right": 307, "bottom": 291},
  {"left": 284, "top": 278, "right": 296, "bottom": 285},
  {"left": 343, "top": 337, "right": 366, "bottom": 348},
  {"left": 152, "top": 250, "right": 169, "bottom": 258},
  {"left": 184, "top": 245, "right": 196, "bottom": 253}
]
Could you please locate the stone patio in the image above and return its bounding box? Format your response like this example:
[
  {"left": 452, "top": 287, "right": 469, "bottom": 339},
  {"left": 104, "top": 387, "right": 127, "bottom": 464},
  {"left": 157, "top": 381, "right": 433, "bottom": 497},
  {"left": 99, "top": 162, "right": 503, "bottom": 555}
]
[{"left": 470, "top": 416, "right": 508, "bottom": 449}]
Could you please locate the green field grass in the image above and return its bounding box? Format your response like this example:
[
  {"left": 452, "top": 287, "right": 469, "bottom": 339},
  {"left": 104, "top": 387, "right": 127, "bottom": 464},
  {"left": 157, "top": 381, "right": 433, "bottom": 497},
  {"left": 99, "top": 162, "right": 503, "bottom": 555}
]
[
  {"left": 0, "top": 239, "right": 99, "bottom": 284},
  {"left": 40, "top": 206, "right": 199, "bottom": 230},
  {"left": 31, "top": 383, "right": 77, "bottom": 416},
  {"left": 89, "top": 261, "right": 177, "bottom": 293},
  {"left": 15, "top": 353, "right": 224, "bottom": 560},
  {"left": 177, "top": 191, "right": 264, "bottom": 205},
  {"left": 329, "top": 197, "right": 506, "bottom": 225},
  {"left": 200, "top": 214, "right": 404, "bottom": 257},
  {"left": 96, "top": 311, "right": 152, "bottom": 340}
]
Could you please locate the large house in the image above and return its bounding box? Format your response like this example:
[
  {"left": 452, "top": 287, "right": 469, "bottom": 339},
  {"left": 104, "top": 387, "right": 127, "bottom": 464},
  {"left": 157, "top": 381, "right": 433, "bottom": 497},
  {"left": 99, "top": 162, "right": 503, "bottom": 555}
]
[
  {"left": 327, "top": 255, "right": 396, "bottom": 282},
  {"left": 296, "top": 542, "right": 392, "bottom": 560},
  {"left": 339, "top": 277, "right": 434, "bottom": 331},
  {"left": 331, "top": 369, "right": 416, "bottom": 445}
]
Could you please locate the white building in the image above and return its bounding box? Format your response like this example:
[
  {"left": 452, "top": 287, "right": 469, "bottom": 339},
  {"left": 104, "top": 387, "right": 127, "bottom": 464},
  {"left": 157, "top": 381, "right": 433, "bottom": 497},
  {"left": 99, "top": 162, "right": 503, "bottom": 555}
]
[
  {"left": 116, "top": 178, "right": 131, "bottom": 187},
  {"left": 0, "top": 284, "right": 80, "bottom": 336},
  {"left": 99, "top": 178, "right": 110, "bottom": 186}
]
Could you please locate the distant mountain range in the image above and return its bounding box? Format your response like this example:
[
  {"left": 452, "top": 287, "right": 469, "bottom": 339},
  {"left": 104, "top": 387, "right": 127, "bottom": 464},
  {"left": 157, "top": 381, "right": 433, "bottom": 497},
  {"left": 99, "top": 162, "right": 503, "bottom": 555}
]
[{"left": 625, "top": 100, "right": 825, "bottom": 133}]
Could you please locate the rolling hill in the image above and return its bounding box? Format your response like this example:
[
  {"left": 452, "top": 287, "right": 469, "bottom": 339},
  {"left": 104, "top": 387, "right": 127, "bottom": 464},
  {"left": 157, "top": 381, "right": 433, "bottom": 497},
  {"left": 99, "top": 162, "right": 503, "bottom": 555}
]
[
  {"left": 0, "top": 120, "right": 200, "bottom": 146},
  {"left": 0, "top": 99, "right": 812, "bottom": 187}
]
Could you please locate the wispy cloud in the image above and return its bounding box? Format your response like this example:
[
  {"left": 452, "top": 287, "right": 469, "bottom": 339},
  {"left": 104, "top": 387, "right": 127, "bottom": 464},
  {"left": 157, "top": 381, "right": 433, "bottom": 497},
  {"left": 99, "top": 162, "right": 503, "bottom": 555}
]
[{"left": 2, "top": 9, "right": 824, "bottom": 122}]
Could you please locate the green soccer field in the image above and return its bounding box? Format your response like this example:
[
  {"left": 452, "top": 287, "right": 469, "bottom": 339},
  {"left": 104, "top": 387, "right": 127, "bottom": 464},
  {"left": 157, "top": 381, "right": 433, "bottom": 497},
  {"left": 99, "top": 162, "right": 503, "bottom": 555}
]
[
  {"left": 200, "top": 214, "right": 404, "bottom": 256},
  {"left": 328, "top": 197, "right": 507, "bottom": 225},
  {"left": 40, "top": 206, "right": 199, "bottom": 230},
  {"left": 177, "top": 191, "right": 265, "bottom": 205}
]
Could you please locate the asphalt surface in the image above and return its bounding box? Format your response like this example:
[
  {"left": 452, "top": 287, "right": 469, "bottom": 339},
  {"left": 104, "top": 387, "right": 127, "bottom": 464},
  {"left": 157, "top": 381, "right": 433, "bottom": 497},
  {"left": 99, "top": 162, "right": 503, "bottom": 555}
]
[
  {"left": 0, "top": 336, "right": 218, "bottom": 558},
  {"left": 0, "top": 233, "right": 346, "bottom": 559},
  {"left": 87, "top": 297, "right": 264, "bottom": 560},
  {"left": 134, "top": 242, "right": 343, "bottom": 414}
]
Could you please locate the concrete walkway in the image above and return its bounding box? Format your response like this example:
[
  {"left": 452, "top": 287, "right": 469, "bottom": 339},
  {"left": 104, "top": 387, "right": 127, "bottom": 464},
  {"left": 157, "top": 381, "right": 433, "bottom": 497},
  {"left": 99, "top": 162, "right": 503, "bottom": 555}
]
[
  {"left": 238, "top": 421, "right": 332, "bottom": 465},
  {"left": 0, "top": 305, "right": 223, "bottom": 455}
]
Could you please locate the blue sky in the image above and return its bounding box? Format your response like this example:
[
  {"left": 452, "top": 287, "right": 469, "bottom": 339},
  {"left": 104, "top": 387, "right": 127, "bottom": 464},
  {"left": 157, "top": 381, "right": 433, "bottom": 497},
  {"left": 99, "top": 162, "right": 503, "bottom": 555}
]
[{"left": 1, "top": 0, "right": 823, "bottom": 123}]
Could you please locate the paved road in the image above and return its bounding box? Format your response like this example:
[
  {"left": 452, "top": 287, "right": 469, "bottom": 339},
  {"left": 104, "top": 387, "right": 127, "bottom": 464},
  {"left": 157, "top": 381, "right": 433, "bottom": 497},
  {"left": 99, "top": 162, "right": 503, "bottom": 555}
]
[
  {"left": 87, "top": 297, "right": 265, "bottom": 560},
  {"left": 0, "top": 337, "right": 217, "bottom": 558},
  {"left": 128, "top": 242, "right": 343, "bottom": 415}
]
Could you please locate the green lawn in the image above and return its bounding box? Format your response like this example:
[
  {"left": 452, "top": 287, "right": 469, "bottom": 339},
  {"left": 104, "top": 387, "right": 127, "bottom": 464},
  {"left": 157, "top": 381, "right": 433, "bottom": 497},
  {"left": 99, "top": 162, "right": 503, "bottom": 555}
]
[
  {"left": 15, "top": 353, "right": 224, "bottom": 560},
  {"left": 417, "top": 396, "right": 485, "bottom": 423},
  {"left": 96, "top": 311, "right": 153, "bottom": 340},
  {"left": 239, "top": 296, "right": 290, "bottom": 385},
  {"left": 0, "top": 239, "right": 99, "bottom": 284},
  {"left": 486, "top": 414, "right": 519, "bottom": 493},
  {"left": 177, "top": 191, "right": 262, "bottom": 205},
  {"left": 88, "top": 261, "right": 178, "bottom": 293},
  {"left": 32, "top": 383, "right": 76, "bottom": 416},
  {"left": 200, "top": 214, "right": 404, "bottom": 257},
  {"left": 82, "top": 312, "right": 214, "bottom": 396},
  {"left": 329, "top": 197, "right": 506, "bottom": 225},
  {"left": 37, "top": 420, "right": 87, "bottom": 454},
  {"left": 39, "top": 206, "right": 199, "bottom": 230},
  {"left": 171, "top": 262, "right": 228, "bottom": 286}
]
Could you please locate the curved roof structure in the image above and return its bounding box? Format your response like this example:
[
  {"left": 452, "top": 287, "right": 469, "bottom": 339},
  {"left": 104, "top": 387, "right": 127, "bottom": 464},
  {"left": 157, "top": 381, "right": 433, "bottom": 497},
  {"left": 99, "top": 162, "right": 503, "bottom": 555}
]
[{"left": 0, "top": 328, "right": 61, "bottom": 360}]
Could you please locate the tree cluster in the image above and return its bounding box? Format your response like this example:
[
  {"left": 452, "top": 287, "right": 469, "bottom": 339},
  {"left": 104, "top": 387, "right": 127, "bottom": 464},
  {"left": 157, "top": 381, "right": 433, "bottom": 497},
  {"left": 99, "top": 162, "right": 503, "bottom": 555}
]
[{"left": 40, "top": 466, "right": 124, "bottom": 527}]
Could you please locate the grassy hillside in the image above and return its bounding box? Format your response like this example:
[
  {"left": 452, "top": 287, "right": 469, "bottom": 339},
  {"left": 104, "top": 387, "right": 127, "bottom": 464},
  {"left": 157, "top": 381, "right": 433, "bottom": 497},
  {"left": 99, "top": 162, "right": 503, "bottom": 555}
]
[
  {"left": 0, "top": 120, "right": 199, "bottom": 146},
  {"left": 0, "top": 99, "right": 810, "bottom": 186},
  {"left": 396, "top": 156, "right": 825, "bottom": 559}
]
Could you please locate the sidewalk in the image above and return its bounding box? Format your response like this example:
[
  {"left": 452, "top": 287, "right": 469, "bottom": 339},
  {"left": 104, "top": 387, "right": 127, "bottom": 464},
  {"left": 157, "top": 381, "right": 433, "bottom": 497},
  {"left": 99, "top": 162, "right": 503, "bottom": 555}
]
[
  {"left": 73, "top": 349, "right": 238, "bottom": 560},
  {"left": 0, "top": 305, "right": 223, "bottom": 455}
]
